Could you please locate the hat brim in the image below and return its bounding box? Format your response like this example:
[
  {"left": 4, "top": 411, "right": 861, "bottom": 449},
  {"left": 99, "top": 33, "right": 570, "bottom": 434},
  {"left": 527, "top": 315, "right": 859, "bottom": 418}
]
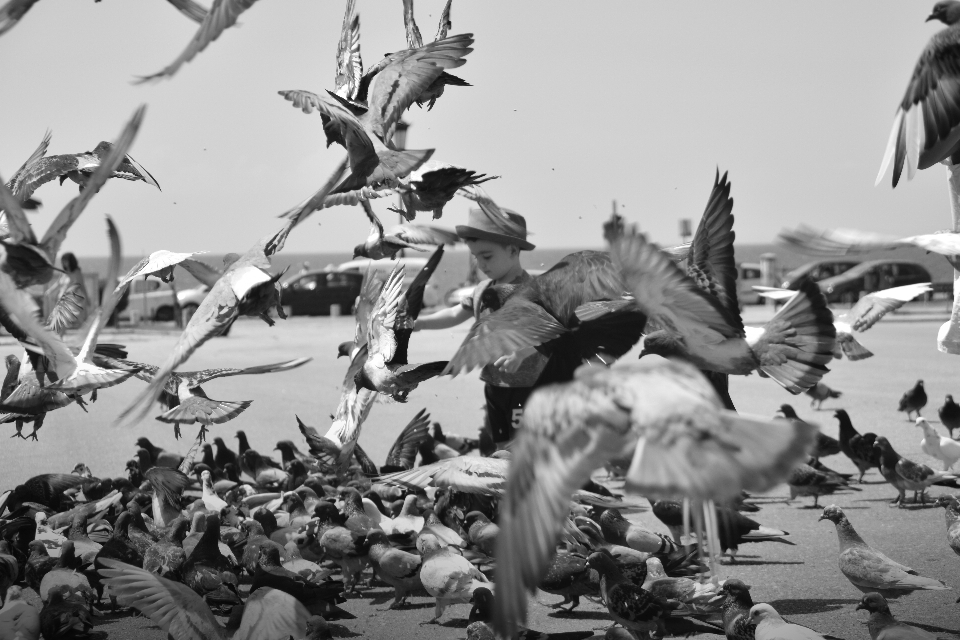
[{"left": 455, "top": 226, "right": 535, "bottom": 251}]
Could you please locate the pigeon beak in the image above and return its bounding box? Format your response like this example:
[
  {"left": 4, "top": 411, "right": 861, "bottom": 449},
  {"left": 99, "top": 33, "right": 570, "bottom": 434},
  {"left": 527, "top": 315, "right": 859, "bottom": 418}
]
[
  {"left": 855, "top": 603, "right": 866, "bottom": 611},
  {"left": 927, "top": 11, "right": 940, "bottom": 22},
  {"left": 817, "top": 515, "right": 827, "bottom": 522}
]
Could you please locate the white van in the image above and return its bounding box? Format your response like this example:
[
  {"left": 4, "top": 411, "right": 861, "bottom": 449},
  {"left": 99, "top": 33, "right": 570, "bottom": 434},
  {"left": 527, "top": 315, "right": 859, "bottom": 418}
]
[{"left": 335, "top": 257, "right": 441, "bottom": 308}]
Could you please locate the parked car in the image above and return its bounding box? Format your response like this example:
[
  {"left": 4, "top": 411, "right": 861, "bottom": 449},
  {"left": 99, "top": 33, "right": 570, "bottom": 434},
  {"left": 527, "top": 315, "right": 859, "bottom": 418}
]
[
  {"left": 175, "top": 285, "right": 211, "bottom": 325},
  {"left": 336, "top": 257, "right": 442, "bottom": 308},
  {"left": 781, "top": 260, "right": 860, "bottom": 289},
  {"left": 115, "top": 276, "right": 181, "bottom": 322},
  {"left": 818, "top": 260, "right": 932, "bottom": 303},
  {"left": 280, "top": 270, "right": 363, "bottom": 316},
  {"left": 443, "top": 269, "right": 547, "bottom": 307},
  {"left": 737, "top": 262, "right": 763, "bottom": 306}
]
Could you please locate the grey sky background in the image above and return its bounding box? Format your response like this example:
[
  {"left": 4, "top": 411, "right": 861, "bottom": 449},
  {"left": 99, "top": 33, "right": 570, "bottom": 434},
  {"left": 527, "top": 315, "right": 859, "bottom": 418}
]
[{"left": 0, "top": 1, "right": 948, "bottom": 259}]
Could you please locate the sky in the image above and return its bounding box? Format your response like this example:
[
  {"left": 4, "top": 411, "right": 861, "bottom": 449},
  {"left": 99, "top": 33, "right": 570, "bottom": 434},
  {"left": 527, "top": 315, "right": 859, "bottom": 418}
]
[{"left": 0, "top": 1, "right": 952, "bottom": 259}]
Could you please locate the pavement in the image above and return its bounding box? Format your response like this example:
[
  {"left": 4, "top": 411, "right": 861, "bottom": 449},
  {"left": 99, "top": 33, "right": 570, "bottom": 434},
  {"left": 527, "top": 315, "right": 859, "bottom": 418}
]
[{"left": 1, "top": 315, "right": 959, "bottom": 639}]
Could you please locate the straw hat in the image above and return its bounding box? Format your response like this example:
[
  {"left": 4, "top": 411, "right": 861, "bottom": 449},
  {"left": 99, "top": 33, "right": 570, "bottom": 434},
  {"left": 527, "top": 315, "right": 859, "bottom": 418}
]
[{"left": 456, "top": 206, "right": 535, "bottom": 251}]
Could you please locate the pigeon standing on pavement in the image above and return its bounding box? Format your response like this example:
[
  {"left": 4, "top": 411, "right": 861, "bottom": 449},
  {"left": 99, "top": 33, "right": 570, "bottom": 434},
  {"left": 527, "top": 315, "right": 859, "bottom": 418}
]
[
  {"left": 806, "top": 382, "right": 842, "bottom": 410},
  {"left": 938, "top": 394, "right": 960, "bottom": 438},
  {"left": 856, "top": 593, "right": 937, "bottom": 640},
  {"left": 718, "top": 579, "right": 756, "bottom": 640},
  {"left": 777, "top": 405, "right": 840, "bottom": 462},
  {"left": 917, "top": 417, "right": 960, "bottom": 470},
  {"left": 875, "top": 436, "right": 957, "bottom": 505},
  {"left": 835, "top": 410, "right": 881, "bottom": 484},
  {"left": 934, "top": 495, "right": 960, "bottom": 556},
  {"left": 787, "top": 464, "right": 860, "bottom": 508},
  {"left": 819, "top": 504, "right": 951, "bottom": 597},
  {"left": 418, "top": 533, "right": 489, "bottom": 623},
  {"left": 898, "top": 381, "right": 927, "bottom": 421}
]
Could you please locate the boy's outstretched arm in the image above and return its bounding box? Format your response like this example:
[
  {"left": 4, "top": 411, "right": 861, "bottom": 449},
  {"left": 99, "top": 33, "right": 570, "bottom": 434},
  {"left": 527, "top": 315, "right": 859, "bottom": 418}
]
[{"left": 416, "top": 304, "right": 472, "bottom": 330}]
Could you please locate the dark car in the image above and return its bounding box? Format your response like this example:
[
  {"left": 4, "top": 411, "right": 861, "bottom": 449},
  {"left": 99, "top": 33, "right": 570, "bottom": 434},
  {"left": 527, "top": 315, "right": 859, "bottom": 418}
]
[
  {"left": 818, "top": 260, "right": 931, "bottom": 303},
  {"left": 781, "top": 260, "right": 861, "bottom": 289},
  {"left": 280, "top": 270, "right": 363, "bottom": 316}
]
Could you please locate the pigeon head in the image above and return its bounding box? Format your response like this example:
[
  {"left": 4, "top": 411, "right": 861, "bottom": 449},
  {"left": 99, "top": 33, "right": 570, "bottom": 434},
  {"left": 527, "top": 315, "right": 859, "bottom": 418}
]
[
  {"left": 352, "top": 243, "right": 369, "bottom": 259},
  {"left": 463, "top": 510, "right": 490, "bottom": 528},
  {"left": 27, "top": 539, "right": 47, "bottom": 557},
  {"left": 253, "top": 507, "right": 278, "bottom": 533},
  {"left": 947, "top": 394, "right": 955, "bottom": 403},
  {"left": 418, "top": 533, "right": 443, "bottom": 556},
  {"left": 603, "top": 213, "right": 625, "bottom": 243},
  {"left": 364, "top": 529, "right": 389, "bottom": 547},
  {"left": 928, "top": 1, "right": 960, "bottom": 25},
  {"left": 239, "top": 519, "right": 265, "bottom": 537},
  {"left": 916, "top": 380, "right": 925, "bottom": 388},
  {"left": 718, "top": 578, "right": 752, "bottom": 600},
  {"left": 777, "top": 404, "right": 798, "bottom": 419},
  {"left": 818, "top": 504, "right": 845, "bottom": 524},
  {"left": 313, "top": 500, "right": 344, "bottom": 525},
  {"left": 749, "top": 603, "right": 782, "bottom": 625},
  {"left": 935, "top": 494, "right": 960, "bottom": 512},
  {"left": 585, "top": 551, "right": 619, "bottom": 576},
  {"left": 135, "top": 437, "right": 155, "bottom": 450},
  {"left": 856, "top": 592, "right": 890, "bottom": 614},
  {"left": 222, "top": 253, "right": 240, "bottom": 268},
  {"left": 71, "top": 463, "right": 90, "bottom": 477},
  {"left": 336, "top": 341, "right": 354, "bottom": 358}
]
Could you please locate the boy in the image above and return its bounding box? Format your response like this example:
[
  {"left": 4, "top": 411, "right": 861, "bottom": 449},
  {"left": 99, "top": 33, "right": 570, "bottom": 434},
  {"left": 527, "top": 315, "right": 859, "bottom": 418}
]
[{"left": 416, "top": 206, "right": 547, "bottom": 448}]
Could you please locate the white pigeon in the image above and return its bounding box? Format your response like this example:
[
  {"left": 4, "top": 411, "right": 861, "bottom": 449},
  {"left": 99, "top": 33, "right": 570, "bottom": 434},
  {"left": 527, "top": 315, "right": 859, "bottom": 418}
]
[
  {"left": 419, "top": 533, "right": 490, "bottom": 623},
  {"left": 750, "top": 603, "right": 826, "bottom": 640},
  {"left": 200, "top": 470, "right": 227, "bottom": 512},
  {"left": 917, "top": 417, "right": 960, "bottom": 471}
]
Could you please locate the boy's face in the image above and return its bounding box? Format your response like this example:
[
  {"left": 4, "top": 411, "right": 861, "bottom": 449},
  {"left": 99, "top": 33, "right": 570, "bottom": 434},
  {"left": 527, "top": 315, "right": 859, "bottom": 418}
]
[{"left": 466, "top": 239, "right": 520, "bottom": 281}]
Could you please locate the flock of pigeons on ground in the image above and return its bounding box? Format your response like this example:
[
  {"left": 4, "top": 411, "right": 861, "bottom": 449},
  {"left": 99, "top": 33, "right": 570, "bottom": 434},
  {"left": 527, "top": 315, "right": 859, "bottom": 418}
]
[{"left": 1, "top": 0, "right": 960, "bottom": 639}]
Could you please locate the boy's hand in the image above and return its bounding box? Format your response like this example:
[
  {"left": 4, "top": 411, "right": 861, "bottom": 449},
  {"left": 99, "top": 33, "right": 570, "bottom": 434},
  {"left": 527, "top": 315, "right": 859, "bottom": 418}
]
[{"left": 495, "top": 346, "right": 536, "bottom": 373}]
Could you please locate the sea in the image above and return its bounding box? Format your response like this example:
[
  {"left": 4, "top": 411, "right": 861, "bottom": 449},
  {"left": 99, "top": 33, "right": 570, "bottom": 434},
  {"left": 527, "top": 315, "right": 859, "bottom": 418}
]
[{"left": 72, "top": 243, "right": 957, "bottom": 300}]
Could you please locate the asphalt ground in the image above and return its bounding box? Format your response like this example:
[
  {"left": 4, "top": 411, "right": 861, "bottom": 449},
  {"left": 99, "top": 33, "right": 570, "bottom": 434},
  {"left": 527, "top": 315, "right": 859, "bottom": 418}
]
[{"left": 1, "top": 311, "right": 959, "bottom": 639}]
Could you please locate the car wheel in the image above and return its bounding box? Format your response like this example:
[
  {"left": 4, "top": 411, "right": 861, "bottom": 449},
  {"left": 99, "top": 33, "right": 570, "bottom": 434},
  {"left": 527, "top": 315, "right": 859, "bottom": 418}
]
[
  {"left": 181, "top": 303, "right": 199, "bottom": 325},
  {"left": 154, "top": 306, "right": 175, "bottom": 322}
]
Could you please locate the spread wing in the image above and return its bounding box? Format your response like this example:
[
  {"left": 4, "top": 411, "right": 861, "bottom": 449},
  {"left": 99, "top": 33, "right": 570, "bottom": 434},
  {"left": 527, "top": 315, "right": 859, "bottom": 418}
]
[
  {"left": 324, "top": 386, "right": 376, "bottom": 471},
  {"left": 177, "top": 257, "right": 223, "bottom": 288},
  {"left": 40, "top": 106, "right": 146, "bottom": 261},
  {"left": 444, "top": 297, "right": 566, "bottom": 376},
  {"left": 187, "top": 357, "right": 312, "bottom": 386},
  {"left": 334, "top": 0, "right": 362, "bottom": 100},
  {"left": 363, "top": 34, "right": 473, "bottom": 140},
  {"left": 97, "top": 558, "right": 224, "bottom": 640},
  {"left": 383, "top": 408, "right": 430, "bottom": 470},
  {"left": 354, "top": 265, "right": 387, "bottom": 351},
  {"left": 279, "top": 90, "right": 374, "bottom": 170},
  {"left": 392, "top": 245, "right": 443, "bottom": 364},
  {"left": 402, "top": 0, "right": 423, "bottom": 49},
  {"left": 367, "top": 265, "right": 404, "bottom": 364},
  {"left": 233, "top": 586, "right": 310, "bottom": 640},
  {"left": 388, "top": 223, "right": 460, "bottom": 246},
  {"left": 117, "top": 276, "right": 237, "bottom": 425},
  {"left": 117, "top": 250, "right": 207, "bottom": 290},
  {"left": 840, "top": 283, "right": 932, "bottom": 333},
  {"left": 877, "top": 28, "right": 960, "bottom": 187},
  {"left": 167, "top": 0, "right": 209, "bottom": 24},
  {"left": 687, "top": 170, "right": 742, "bottom": 334},
  {"left": 380, "top": 455, "right": 508, "bottom": 495},
  {"left": 4, "top": 129, "right": 51, "bottom": 206},
  {"left": 434, "top": 0, "right": 452, "bottom": 41},
  {"left": 610, "top": 226, "right": 741, "bottom": 342},
  {"left": 138, "top": 0, "right": 261, "bottom": 83}
]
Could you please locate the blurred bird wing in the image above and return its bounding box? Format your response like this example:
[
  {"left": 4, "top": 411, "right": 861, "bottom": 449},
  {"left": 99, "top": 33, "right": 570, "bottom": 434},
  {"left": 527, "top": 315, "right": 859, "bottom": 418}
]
[
  {"left": 361, "top": 199, "right": 385, "bottom": 238},
  {"left": 178, "top": 257, "right": 223, "bottom": 288},
  {"left": 189, "top": 357, "right": 312, "bottom": 386},
  {"left": 275, "top": 156, "right": 350, "bottom": 229},
  {"left": 777, "top": 225, "right": 904, "bottom": 256},
  {"left": 611, "top": 228, "right": 741, "bottom": 341},
  {"left": 117, "top": 279, "right": 237, "bottom": 425},
  {"left": 458, "top": 184, "right": 529, "bottom": 239},
  {"left": 5, "top": 129, "right": 52, "bottom": 205},
  {"left": 365, "top": 34, "right": 473, "bottom": 139},
  {"left": 434, "top": 0, "right": 452, "bottom": 41},
  {"left": 167, "top": 0, "right": 209, "bottom": 22},
  {"left": 368, "top": 265, "right": 404, "bottom": 364},
  {"left": 494, "top": 370, "right": 636, "bottom": 636},
  {"left": 688, "top": 170, "right": 742, "bottom": 333},
  {"left": 324, "top": 386, "right": 376, "bottom": 469},
  {"left": 389, "top": 223, "right": 460, "bottom": 246},
  {"left": 354, "top": 265, "right": 387, "bottom": 348},
  {"left": 98, "top": 558, "right": 226, "bottom": 639},
  {"left": 76, "top": 216, "right": 123, "bottom": 365},
  {"left": 753, "top": 286, "right": 797, "bottom": 301},
  {"left": 431, "top": 456, "right": 508, "bottom": 494},
  {"left": 383, "top": 407, "right": 431, "bottom": 469},
  {"left": 444, "top": 298, "right": 565, "bottom": 376},
  {"left": 0, "top": 176, "right": 38, "bottom": 245},
  {"left": 234, "top": 587, "right": 310, "bottom": 640},
  {"left": 0, "top": 270, "right": 75, "bottom": 377},
  {"left": 145, "top": 467, "right": 191, "bottom": 508},
  {"left": 899, "top": 232, "right": 960, "bottom": 256},
  {"left": 46, "top": 284, "right": 87, "bottom": 335},
  {"left": 138, "top": 0, "right": 260, "bottom": 83},
  {"left": 117, "top": 250, "right": 207, "bottom": 290},
  {"left": 40, "top": 107, "right": 146, "bottom": 261},
  {"left": 402, "top": 0, "right": 423, "bottom": 49},
  {"left": 156, "top": 395, "right": 252, "bottom": 425},
  {"left": 840, "top": 283, "right": 932, "bottom": 333},
  {"left": 334, "top": 0, "right": 363, "bottom": 100}
]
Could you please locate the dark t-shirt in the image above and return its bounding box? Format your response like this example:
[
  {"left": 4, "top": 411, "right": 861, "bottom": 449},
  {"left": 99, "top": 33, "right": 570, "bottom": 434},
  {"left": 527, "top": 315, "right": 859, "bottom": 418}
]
[{"left": 461, "top": 272, "right": 549, "bottom": 388}]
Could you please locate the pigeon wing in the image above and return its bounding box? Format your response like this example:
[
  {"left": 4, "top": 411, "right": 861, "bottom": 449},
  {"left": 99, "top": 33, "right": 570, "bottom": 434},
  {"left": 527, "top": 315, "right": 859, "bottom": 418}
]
[
  {"left": 166, "top": 0, "right": 209, "bottom": 23},
  {"left": 97, "top": 558, "right": 225, "bottom": 640},
  {"left": 840, "top": 284, "right": 932, "bottom": 333},
  {"left": 367, "top": 265, "right": 404, "bottom": 364},
  {"left": 233, "top": 586, "right": 310, "bottom": 640},
  {"left": 334, "top": 0, "right": 363, "bottom": 100},
  {"left": 138, "top": 0, "right": 261, "bottom": 83}
]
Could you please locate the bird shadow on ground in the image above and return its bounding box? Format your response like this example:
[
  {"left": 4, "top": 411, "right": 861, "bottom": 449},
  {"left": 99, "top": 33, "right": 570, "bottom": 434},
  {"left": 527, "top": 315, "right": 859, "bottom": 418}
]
[
  {"left": 548, "top": 610, "right": 611, "bottom": 621},
  {"left": 901, "top": 620, "right": 960, "bottom": 635},
  {"left": 328, "top": 623, "right": 363, "bottom": 638},
  {"left": 767, "top": 598, "right": 857, "bottom": 615},
  {"left": 432, "top": 618, "right": 471, "bottom": 629},
  {"left": 722, "top": 560, "right": 805, "bottom": 566}
]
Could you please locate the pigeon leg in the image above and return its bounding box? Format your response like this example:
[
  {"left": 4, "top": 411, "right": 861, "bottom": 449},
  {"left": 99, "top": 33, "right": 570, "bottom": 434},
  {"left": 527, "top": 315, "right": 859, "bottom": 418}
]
[
  {"left": 563, "top": 596, "right": 581, "bottom": 613},
  {"left": 91, "top": 388, "right": 98, "bottom": 403},
  {"left": 197, "top": 424, "right": 207, "bottom": 442},
  {"left": 813, "top": 495, "right": 820, "bottom": 507},
  {"left": 10, "top": 419, "right": 24, "bottom": 439},
  {"left": 24, "top": 414, "right": 45, "bottom": 441}
]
